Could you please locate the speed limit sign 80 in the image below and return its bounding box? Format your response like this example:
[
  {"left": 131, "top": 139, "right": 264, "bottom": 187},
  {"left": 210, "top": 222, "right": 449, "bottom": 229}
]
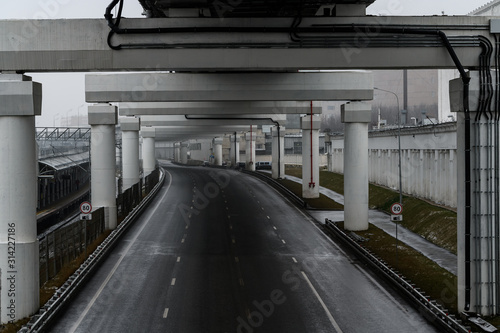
[
  {"left": 390, "top": 203, "right": 403, "bottom": 215},
  {"left": 80, "top": 201, "right": 92, "bottom": 214}
]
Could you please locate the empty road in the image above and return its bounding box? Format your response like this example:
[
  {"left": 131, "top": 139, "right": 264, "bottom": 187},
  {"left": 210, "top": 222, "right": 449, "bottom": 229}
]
[{"left": 49, "top": 162, "right": 438, "bottom": 333}]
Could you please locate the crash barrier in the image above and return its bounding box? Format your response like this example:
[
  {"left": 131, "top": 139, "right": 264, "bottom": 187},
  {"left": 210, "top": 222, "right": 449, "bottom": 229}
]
[
  {"left": 324, "top": 219, "right": 497, "bottom": 333},
  {"left": 21, "top": 167, "right": 165, "bottom": 332}
]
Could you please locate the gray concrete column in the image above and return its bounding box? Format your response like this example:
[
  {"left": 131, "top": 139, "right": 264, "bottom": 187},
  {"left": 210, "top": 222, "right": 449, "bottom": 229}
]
[
  {"left": 230, "top": 134, "right": 240, "bottom": 166},
  {"left": 120, "top": 117, "right": 140, "bottom": 191},
  {"left": 0, "top": 74, "right": 41, "bottom": 323},
  {"left": 301, "top": 115, "right": 321, "bottom": 198},
  {"left": 245, "top": 132, "right": 256, "bottom": 171},
  {"left": 88, "top": 104, "right": 118, "bottom": 230},
  {"left": 174, "top": 142, "right": 181, "bottom": 163},
  {"left": 141, "top": 127, "right": 156, "bottom": 177},
  {"left": 181, "top": 142, "right": 189, "bottom": 164},
  {"left": 272, "top": 126, "right": 285, "bottom": 179},
  {"left": 451, "top": 72, "right": 498, "bottom": 315},
  {"left": 341, "top": 102, "right": 371, "bottom": 231},
  {"left": 213, "top": 137, "right": 223, "bottom": 166}
]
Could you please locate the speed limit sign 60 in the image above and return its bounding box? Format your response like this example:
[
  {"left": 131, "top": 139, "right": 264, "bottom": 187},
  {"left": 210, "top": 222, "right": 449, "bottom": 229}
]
[{"left": 390, "top": 203, "right": 403, "bottom": 215}]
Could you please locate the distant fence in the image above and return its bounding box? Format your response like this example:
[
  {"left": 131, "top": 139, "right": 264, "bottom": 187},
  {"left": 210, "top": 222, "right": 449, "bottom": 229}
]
[
  {"left": 39, "top": 208, "right": 105, "bottom": 286},
  {"left": 38, "top": 168, "right": 161, "bottom": 286}
]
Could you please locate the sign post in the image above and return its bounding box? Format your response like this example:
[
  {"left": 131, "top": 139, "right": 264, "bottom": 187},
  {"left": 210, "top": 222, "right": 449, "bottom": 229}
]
[
  {"left": 79, "top": 201, "right": 92, "bottom": 259},
  {"left": 390, "top": 202, "right": 403, "bottom": 221}
]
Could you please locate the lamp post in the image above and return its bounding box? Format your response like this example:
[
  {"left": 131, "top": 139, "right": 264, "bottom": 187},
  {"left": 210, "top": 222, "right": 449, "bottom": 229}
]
[
  {"left": 374, "top": 87, "right": 403, "bottom": 268},
  {"left": 374, "top": 87, "right": 403, "bottom": 205}
]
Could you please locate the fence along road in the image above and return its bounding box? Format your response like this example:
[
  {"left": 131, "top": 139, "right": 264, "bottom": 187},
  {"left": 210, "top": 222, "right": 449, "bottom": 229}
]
[{"left": 48, "top": 163, "right": 439, "bottom": 332}]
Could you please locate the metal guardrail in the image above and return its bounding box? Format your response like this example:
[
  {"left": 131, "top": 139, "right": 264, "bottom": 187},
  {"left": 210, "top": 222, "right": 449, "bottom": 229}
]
[
  {"left": 19, "top": 168, "right": 166, "bottom": 332},
  {"left": 241, "top": 170, "right": 496, "bottom": 332},
  {"left": 323, "top": 219, "right": 484, "bottom": 333}
]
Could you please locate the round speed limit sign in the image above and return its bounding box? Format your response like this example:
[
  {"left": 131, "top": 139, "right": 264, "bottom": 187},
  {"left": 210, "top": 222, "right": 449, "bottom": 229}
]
[
  {"left": 390, "top": 203, "right": 403, "bottom": 215},
  {"left": 80, "top": 201, "right": 92, "bottom": 214}
]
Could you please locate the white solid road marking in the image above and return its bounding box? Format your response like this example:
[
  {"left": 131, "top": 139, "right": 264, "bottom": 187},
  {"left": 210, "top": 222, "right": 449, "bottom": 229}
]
[
  {"left": 171, "top": 278, "right": 176, "bottom": 286},
  {"left": 301, "top": 271, "right": 344, "bottom": 333},
  {"left": 163, "top": 308, "right": 169, "bottom": 319},
  {"left": 69, "top": 170, "right": 174, "bottom": 333}
]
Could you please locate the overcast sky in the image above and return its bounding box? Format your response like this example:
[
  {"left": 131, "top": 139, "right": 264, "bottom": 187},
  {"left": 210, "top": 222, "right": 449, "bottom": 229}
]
[{"left": 0, "top": 0, "right": 493, "bottom": 126}]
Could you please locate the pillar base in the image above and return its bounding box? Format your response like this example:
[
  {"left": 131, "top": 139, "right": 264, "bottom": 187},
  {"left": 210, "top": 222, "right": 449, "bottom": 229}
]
[{"left": 0, "top": 241, "right": 39, "bottom": 323}]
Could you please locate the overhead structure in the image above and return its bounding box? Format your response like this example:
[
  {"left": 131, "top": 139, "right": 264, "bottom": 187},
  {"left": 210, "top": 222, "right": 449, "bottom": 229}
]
[
  {"left": 0, "top": 16, "right": 493, "bottom": 72},
  {"left": 86, "top": 72, "right": 373, "bottom": 103},
  {"left": 120, "top": 102, "right": 321, "bottom": 116}
]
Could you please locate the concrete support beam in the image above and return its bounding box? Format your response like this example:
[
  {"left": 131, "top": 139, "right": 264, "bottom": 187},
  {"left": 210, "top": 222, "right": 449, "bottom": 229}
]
[
  {"left": 174, "top": 142, "right": 181, "bottom": 163},
  {"left": 245, "top": 131, "right": 256, "bottom": 171},
  {"left": 213, "top": 137, "right": 223, "bottom": 166},
  {"left": 86, "top": 72, "right": 373, "bottom": 103},
  {"left": 141, "top": 127, "right": 156, "bottom": 176},
  {"left": 230, "top": 134, "right": 241, "bottom": 165},
  {"left": 139, "top": 114, "right": 286, "bottom": 126},
  {"left": 120, "top": 117, "right": 140, "bottom": 191},
  {"left": 342, "top": 102, "right": 371, "bottom": 231},
  {"left": 88, "top": 104, "right": 118, "bottom": 230},
  {"left": 301, "top": 115, "right": 321, "bottom": 198},
  {"left": 0, "top": 17, "right": 491, "bottom": 72},
  {"left": 119, "top": 102, "right": 322, "bottom": 116},
  {"left": 0, "top": 74, "right": 41, "bottom": 323},
  {"left": 180, "top": 142, "right": 189, "bottom": 164},
  {"left": 272, "top": 126, "right": 285, "bottom": 179}
]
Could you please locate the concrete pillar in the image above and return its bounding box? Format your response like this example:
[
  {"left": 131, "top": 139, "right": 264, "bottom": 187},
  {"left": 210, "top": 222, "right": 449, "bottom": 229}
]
[
  {"left": 88, "top": 104, "right": 118, "bottom": 230},
  {"left": 141, "top": 127, "right": 156, "bottom": 177},
  {"left": 272, "top": 126, "right": 285, "bottom": 179},
  {"left": 120, "top": 117, "right": 140, "bottom": 191},
  {"left": 0, "top": 74, "right": 41, "bottom": 323},
  {"left": 174, "top": 142, "right": 181, "bottom": 163},
  {"left": 245, "top": 132, "right": 256, "bottom": 171},
  {"left": 451, "top": 72, "right": 498, "bottom": 315},
  {"left": 181, "top": 142, "right": 189, "bottom": 164},
  {"left": 341, "top": 102, "right": 371, "bottom": 231},
  {"left": 230, "top": 134, "right": 240, "bottom": 166},
  {"left": 213, "top": 137, "right": 223, "bottom": 166},
  {"left": 301, "top": 115, "right": 321, "bottom": 198}
]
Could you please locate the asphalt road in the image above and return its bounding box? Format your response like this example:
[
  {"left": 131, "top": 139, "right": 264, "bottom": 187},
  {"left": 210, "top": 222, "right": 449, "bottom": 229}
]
[{"left": 49, "top": 162, "right": 439, "bottom": 333}]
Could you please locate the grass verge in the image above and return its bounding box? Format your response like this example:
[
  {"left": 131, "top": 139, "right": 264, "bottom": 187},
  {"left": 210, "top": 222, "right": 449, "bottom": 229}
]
[
  {"left": 337, "top": 222, "right": 458, "bottom": 313},
  {"left": 285, "top": 166, "right": 457, "bottom": 254}
]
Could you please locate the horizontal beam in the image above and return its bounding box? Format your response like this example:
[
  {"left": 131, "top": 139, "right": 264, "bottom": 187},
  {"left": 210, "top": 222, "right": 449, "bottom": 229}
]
[
  {"left": 86, "top": 72, "right": 373, "bottom": 102},
  {"left": 119, "top": 102, "right": 322, "bottom": 115},
  {"left": 0, "top": 16, "right": 491, "bottom": 72},
  {"left": 140, "top": 114, "right": 285, "bottom": 126}
]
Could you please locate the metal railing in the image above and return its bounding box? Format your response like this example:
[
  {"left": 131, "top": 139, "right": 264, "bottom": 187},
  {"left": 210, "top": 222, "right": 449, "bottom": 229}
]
[{"left": 21, "top": 167, "right": 165, "bottom": 332}]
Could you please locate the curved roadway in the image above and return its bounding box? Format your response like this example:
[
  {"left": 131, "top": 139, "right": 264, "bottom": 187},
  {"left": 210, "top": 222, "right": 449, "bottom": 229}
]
[{"left": 49, "top": 162, "right": 438, "bottom": 333}]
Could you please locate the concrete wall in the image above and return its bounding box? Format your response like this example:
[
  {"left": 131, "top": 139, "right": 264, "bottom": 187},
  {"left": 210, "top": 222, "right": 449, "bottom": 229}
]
[{"left": 327, "top": 123, "right": 457, "bottom": 207}]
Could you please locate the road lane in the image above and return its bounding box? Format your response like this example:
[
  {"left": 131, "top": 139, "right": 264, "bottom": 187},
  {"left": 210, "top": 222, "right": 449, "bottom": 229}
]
[{"left": 49, "top": 163, "right": 439, "bottom": 332}]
